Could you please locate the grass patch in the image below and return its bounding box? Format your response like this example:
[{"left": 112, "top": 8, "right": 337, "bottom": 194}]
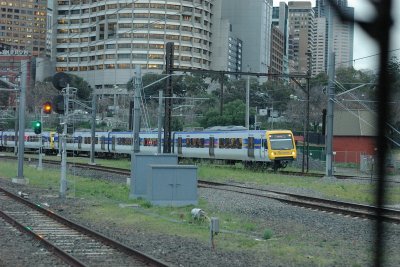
[
  {"left": 0, "top": 159, "right": 391, "bottom": 265},
  {"left": 0, "top": 160, "right": 268, "bottom": 251}
]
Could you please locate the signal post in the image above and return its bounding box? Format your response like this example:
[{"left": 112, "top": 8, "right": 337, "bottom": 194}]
[{"left": 36, "top": 102, "right": 52, "bottom": 170}]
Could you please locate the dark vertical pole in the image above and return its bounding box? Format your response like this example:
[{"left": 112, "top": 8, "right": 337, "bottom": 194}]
[
  {"left": 306, "top": 52, "right": 311, "bottom": 172},
  {"left": 302, "top": 116, "right": 305, "bottom": 174},
  {"left": 219, "top": 73, "right": 224, "bottom": 115},
  {"left": 16, "top": 60, "right": 27, "bottom": 180},
  {"left": 14, "top": 101, "right": 18, "bottom": 155},
  {"left": 164, "top": 42, "right": 174, "bottom": 153},
  {"left": 90, "top": 93, "right": 97, "bottom": 165},
  {"left": 128, "top": 100, "right": 134, "bottom": 130},
  {"left": 373, "top": 1, "right": 392, "bottom": 266},
  {"left": 133, "top": 65, "right": 142, "bottom": 153}
]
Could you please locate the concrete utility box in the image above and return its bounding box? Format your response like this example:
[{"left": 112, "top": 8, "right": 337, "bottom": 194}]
[
  {"left": 147, "top": 165, "right": 198, "bottom": 206},
  {"left": 130, "top": 153, "right": 178, "bottom": 199}
]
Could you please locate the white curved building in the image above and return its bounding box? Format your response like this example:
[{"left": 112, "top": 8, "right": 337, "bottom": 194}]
[{"left": 54, "top": 0, "right": 214, "bottom": 90}]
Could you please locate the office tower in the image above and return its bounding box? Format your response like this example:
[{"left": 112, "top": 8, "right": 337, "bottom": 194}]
[
  {"left": 210, "top": 0, "right": 243, "bottom": 73},
  {"left": 271, "top": 2, "right": 289, "bottom": 76},
  {"left": 288, "top": 1, "right": 315, "bottom": 74},
  {"left": 220, "top": 0, "right": 273, "bottom": 73},
  {"left": 314, "top": 0, "right": 354, "bottom": 71}
]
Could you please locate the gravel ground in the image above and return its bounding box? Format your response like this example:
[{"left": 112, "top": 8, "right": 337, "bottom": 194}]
[{"left": 0, "top": 164, "right": 399, "bottom": 266}]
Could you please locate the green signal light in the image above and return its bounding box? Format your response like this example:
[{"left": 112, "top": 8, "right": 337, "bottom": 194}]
[{"left": 33, "top": 120, "right": 42, "bottom": 134}]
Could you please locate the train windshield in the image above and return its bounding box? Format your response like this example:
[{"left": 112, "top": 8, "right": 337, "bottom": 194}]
[{"left": 268, "top": 134, "right": 294, "bottom": 150}]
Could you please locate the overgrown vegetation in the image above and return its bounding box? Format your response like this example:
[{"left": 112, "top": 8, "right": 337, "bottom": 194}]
[{"left": 1, "top": 159, "right": 397, "bottom": 266}]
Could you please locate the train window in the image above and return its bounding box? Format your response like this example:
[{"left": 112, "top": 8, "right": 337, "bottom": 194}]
[
  {"left": 219, "top": 138, "right": 226, "bottom": 148},
  {"left": 94, "top": 137, "right": 99, "bottom": 144},
  {"left": 67, "top": 136, "right": 74, "bottom": 143},
  {"left": 126, "top": 138, "right": 133, "bottom": 145},
  {"left": 84, "top": 137, "right": 91, "bottom": 144},
  {"left": 269, "top": 134, "right": 294, "bottom": 150},
  {"left": 144, "top": 138, "right": 157, "bottom": 146},
  {"left": 235, "top": 138, "right": 242, "bottom": 149},
  {"left": 199, "top": 138, "right": 204, "bottom": 147},
  {"left": 186, "top": 138, "right": 190, "bottom": 147},
  {"left": 219, "top": 138, "right": 242, "bottom": 149},
  {"left": 185, "top": 138, "right": 204, "bottom": 148},
  {"left": 26, "top": 136, "right": 35, "bottom": 142}
]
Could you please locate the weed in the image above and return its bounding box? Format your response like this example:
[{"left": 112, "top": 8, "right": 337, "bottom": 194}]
[{"left": 263, "top": 228, "right": 274, "bottom": 240}]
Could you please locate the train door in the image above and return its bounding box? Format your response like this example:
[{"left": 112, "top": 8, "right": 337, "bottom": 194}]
[
  {"left": 177, "top": 137, "right": 182, "bottom": 155},
  {"left": 101, "top": 136, "right": 106, "bottom": 150},
  {"left": 247, "top": 136, "right": 254, "bottom": 158},
  {"left": 78, "top": 136, "right": 82, "bottom": 149},
  {"left": 261, "top": 134, "right": 266, "bottom": 159},
  {"left": 209, "top": 136, "right": 215, "bottom": 157},
  {"left": 111, "top": 136, "right": 116, "bottom": 151}
]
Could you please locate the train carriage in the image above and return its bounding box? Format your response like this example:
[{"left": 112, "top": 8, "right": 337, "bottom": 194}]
[
  {"left": 69, "top": 131, "right": 110, "bottom": 156},
  {"left": 0, "top": 128, "right": 297, "bottom": 170},
  {"left": 173, "top": 130, "right": 268, "bottom": 162}
]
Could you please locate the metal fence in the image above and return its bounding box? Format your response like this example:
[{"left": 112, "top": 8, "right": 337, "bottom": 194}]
[{"left": 293, "top": 148, "right": 400, "bottom": 177}]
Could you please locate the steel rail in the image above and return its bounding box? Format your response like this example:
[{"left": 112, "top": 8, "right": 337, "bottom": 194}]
[{"left": 0, "top": 187, "right": 169, "bottom": 267}]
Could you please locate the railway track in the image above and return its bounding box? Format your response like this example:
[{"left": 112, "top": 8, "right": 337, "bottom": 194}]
[
  {"left": 198, "top": 180, "right": 400, "bottom": 224},
  {"left": 2, "top": 154, "right": 398, "bottom": 183},
  {"left": 0, "top": 187, "right": 169, "bottom": 267},
  {"left": 1, "top": 154, "right": 400, "bottom": 224}
]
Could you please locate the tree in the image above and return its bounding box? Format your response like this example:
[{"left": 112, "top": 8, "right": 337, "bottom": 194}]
[
  {"left": 27, "top": 80, "right": 59, "bottom": 113},
  {"left": 27, "top": 74, "right": 92, "bottom": 113},
  {"left": 200, "top": 99, "right": 248, "bottom": 128}
]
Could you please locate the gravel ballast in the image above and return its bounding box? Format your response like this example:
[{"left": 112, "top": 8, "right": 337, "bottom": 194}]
[{"left": 0, "top": 167, "right": 399, "bottom": 267}]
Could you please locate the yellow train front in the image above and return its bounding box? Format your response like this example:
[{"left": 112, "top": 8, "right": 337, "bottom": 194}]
[{"left": 265, "top": 130, "right": 297, "bottom": 169}]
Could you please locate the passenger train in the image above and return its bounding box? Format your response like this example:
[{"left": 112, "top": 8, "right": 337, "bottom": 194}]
[{"left": 0, "top": 129, "right": 297, "bottom": 169}]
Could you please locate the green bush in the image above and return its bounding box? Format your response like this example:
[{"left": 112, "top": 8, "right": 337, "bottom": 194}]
[{"left": 263, "top": 228, "right": 274, "bottom": 240}]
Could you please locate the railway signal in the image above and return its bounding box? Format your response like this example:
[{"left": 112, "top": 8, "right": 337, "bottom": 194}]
[
  {"left": 43, "top": 102, "right": 52, "bottom": 114},
  {"left": 33, "top": 120, "right": 42, "bottom": 135},
  {"left": 52, "top": 95, "right": 65, "bottom": 114}
]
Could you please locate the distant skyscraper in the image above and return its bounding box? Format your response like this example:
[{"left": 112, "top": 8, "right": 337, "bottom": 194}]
[
  {"left": 287, "top": 1, "right": 315, "bottom": 74},
  {"left": 210, "top": 1, "right": 243, "bottom": 73},
  {"left": 220, "top": 0, "right": 273, "bottom": 73},
  {"left": 314, "top": 0, "right": 354, "bottom": 71},
  {"left": 271, "top": 2, "right": 289, "bottom": 76}
]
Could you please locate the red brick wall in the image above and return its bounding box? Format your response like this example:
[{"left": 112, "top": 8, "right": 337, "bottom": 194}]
[{"left": 333, "top": 136, "right": 376, "bottom": 163}]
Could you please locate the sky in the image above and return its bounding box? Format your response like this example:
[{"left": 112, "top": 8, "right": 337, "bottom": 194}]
[{"left": 273, "top": 0, "right": 400, "bottom": 71}]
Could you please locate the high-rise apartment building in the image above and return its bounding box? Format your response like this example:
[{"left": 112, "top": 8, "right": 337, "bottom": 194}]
[
  {"left": 53, "top": 0, "right": 214, "bottom": 90},
  {"left": 0, "top": 0, "right": 47, "bottom": 57},
  {"left": 287, "top": 1, "right": 315, "bottom": 75}
]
